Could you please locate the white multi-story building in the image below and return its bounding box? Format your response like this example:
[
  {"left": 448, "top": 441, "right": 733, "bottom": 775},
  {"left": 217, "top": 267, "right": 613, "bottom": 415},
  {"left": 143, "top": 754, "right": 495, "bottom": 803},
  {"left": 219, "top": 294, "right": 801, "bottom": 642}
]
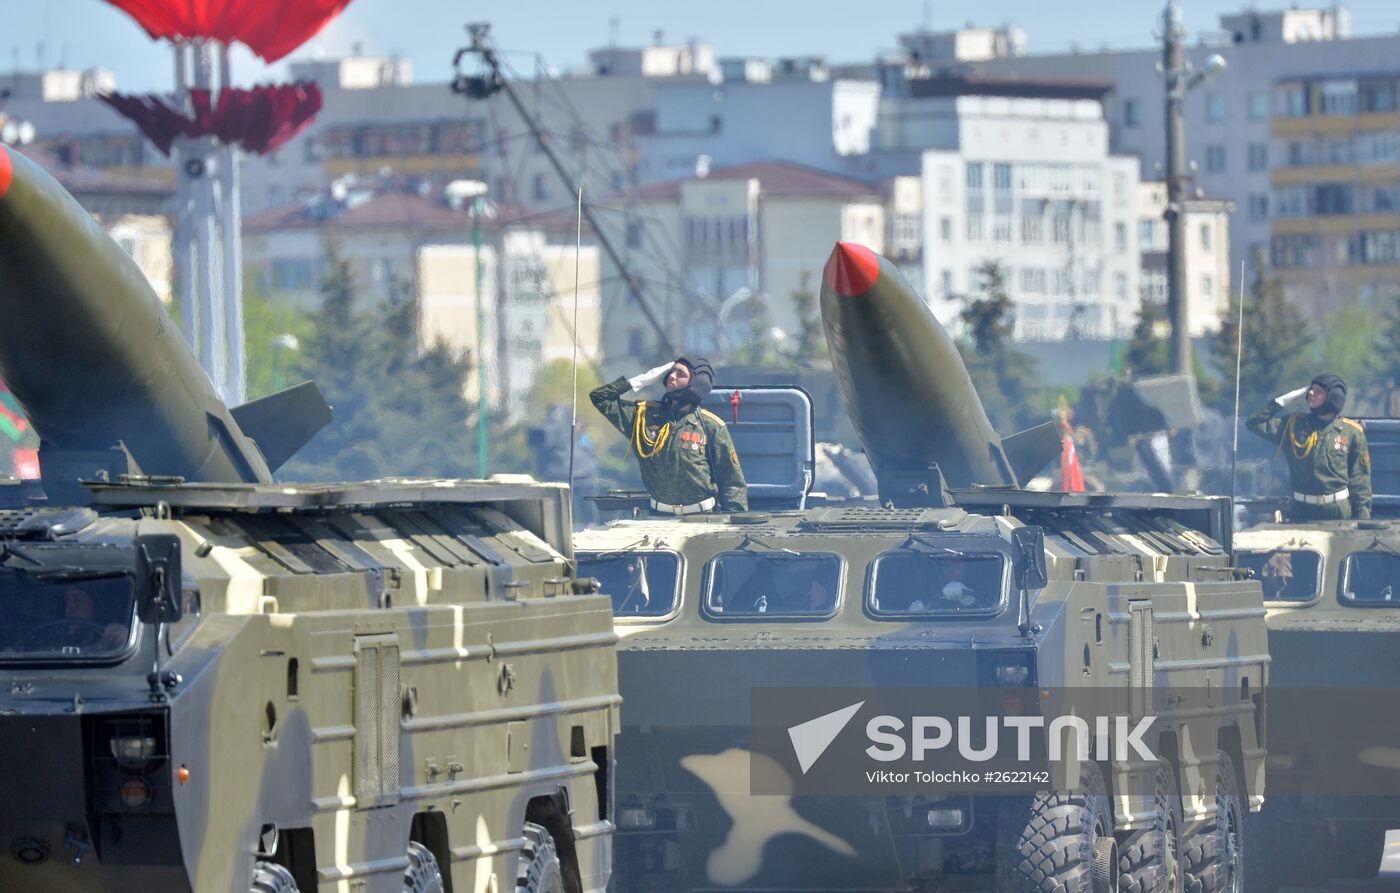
[
  {"left": 890, "top": 75, "right": 1140, "bottom": 339},
  {"left": 1137, "top": 182, "right": 1234, "bottom": 335},
  {"left": 595, "top": 160, "right": 885, "bottom": 364},
  {"left": 966, "top": 6, "right": 1400, "bottom": 311}
]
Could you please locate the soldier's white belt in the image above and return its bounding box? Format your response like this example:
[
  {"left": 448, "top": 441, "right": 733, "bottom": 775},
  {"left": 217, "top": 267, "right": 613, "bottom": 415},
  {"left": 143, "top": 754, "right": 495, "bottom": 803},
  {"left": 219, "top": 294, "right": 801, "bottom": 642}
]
[
  {"left": 1293, "top": 488, "right": 1348, "bottom": 505},
  {"left": 650, "top": 496, "right": 716, "bottom": 515}
]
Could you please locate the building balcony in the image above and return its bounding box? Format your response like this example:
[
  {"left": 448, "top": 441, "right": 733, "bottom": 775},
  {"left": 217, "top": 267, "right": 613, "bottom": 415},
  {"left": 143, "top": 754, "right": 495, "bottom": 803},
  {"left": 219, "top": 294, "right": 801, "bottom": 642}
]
[
  {"left": 1271, "top": 111, "right": 1400, "bottom": 137},
  {"left": 1271, "top": 213, "right": 1400, "bottom": 235}
]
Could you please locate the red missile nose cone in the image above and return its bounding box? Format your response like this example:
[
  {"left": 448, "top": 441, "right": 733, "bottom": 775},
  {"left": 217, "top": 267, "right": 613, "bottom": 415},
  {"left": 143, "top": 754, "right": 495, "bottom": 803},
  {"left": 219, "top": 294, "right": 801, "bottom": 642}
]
[
  {"left": 0, "top": 145, "right": 11, "bottom": 200},
  {"left": 823, "top": 241, "right": 880, "bottom": 297}
]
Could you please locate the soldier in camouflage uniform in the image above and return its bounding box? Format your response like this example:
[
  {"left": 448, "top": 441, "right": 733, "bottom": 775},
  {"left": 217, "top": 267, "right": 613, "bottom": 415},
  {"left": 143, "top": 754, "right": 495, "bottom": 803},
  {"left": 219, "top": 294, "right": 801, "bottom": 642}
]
[
  {"left": 1247, "top": 372, "right": 1372, "bottom": 520},
  {"left": 591, "top": 355, "right": 748, "bottom": 514}
]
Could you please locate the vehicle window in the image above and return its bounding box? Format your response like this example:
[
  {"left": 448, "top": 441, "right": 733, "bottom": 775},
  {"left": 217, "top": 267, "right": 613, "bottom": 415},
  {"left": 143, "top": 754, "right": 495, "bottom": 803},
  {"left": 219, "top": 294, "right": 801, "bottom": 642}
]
[
  {"left": 163, "top": 582, "right": 204, "bottom": 655},
  {"left": 703, "top": 552, "right": 841, "bottom": 618},
  {"left": 578, "top": 552, "right": 681, "bottom": 618},
  {"left": 1236, "top": 550, "right": 1322, "bottom": 602},
  {"left": 868, "top": 551, "right": 1005, "bottom": 617},
  {"left": 0, "top": 572, "right": 137, "bottom": 660},
  {"left": 1339, "top": 551, "right": 1400, "bottom": 605}
]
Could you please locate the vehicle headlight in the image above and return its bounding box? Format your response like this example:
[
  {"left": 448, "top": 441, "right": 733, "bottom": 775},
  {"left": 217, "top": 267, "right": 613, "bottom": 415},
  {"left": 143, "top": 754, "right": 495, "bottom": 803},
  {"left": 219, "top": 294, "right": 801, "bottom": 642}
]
[{"left": 110, "top": 735, "right": 159, "bottom": 764}]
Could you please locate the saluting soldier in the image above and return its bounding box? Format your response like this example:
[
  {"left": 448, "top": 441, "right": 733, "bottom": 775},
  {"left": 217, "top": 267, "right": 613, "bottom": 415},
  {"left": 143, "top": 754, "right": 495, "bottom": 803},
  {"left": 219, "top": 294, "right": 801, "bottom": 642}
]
[
  {"left": 1247, "top": 372, "right": 1372, "bottom": 521},
  {"left": 591, "top": 355, "right": 748, "bottom": 514}
]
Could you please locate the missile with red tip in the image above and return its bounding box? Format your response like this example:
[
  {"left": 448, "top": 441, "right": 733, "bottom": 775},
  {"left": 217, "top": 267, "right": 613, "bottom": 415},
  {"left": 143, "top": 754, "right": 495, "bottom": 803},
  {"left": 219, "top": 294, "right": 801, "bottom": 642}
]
[
  {"left": 0, "top": 144, "right": 329, "bottom": 502},
  {"left": 820, "top": 241, "right": 1057, "bottom": 504}
]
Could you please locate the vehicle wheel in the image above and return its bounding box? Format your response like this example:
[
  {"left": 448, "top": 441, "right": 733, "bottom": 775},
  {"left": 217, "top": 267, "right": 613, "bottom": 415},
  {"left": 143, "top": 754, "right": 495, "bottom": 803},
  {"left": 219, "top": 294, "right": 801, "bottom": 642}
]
[
  {"left": 1119, "top": 760, "right": 1184, "bottom": 893},
  {"left": 517, "top": 822, "right": 565, "bottom": 893},
  {"left": 251, "top": 860, "right": 299, "bottom": 893},
  {"left": 995, "top": 761, "right": 1117, "bottom": 893},
  {"left": 405, "top": 840, "right": 446, "bottom": 893},
  {"left": 1183, "top": 752, "right": 1244, "bottom": 893},
  {"left": 1330, "top": 823, "right": 1385, "bottom": 879}
]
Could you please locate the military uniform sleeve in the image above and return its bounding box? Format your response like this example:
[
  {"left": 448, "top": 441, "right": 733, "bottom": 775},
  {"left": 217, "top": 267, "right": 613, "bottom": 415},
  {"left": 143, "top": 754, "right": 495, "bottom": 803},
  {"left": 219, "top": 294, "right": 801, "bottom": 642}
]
[
  {"left": 706, "top": 419, "right": 748, "bottom": 512},
  {"left": 590, "top": 376, "right": 639, "bottom": 439},
  {"left": 1349, "top": 424, "right": 1373, "bottom": 520},
  {"left": 1245, "top": 400, "right": 1286, "bottom": 445}
]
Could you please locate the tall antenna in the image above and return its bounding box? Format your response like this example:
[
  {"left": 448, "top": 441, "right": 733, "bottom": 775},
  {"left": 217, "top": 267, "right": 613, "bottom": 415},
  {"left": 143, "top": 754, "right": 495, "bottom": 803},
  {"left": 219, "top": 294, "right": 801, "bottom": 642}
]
[
  {"left": 568, "top": 186, "right": 583, "bottom": 497},
  {"left": 1230, "top": 259, "right": 1246, "bottom": 504}
]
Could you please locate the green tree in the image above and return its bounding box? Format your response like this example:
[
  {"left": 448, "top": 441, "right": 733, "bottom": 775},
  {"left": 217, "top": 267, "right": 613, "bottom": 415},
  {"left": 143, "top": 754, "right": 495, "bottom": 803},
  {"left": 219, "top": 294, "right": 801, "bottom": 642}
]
[
  {"left": 1209, "top": 267, "right": 1316, "bottom": 415},
  {"left": 241, "top": 287, "right": 315, "bottom": 400},
  {"left": 279, "top": 249, "right": 481, "bottom": 482},
  {"left": 1123, "top": 300, "right": 1171, "bottom": 377},
  {"left": 788, "top": 271, "right": 827, "bottom": 363},
  {"left": 1381, "top": 296, "right": 1400, "bottom": 385},
  {"left": 956, "top": 260, "right": 1044, "bottom": 432}
]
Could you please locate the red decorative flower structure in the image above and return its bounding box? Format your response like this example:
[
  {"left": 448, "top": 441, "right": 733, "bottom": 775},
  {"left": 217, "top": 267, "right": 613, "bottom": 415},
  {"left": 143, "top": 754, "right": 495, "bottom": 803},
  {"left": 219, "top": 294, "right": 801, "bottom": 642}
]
[
  {"left": 103, "top": 0, "right": 353, "bottom": 63},
  {"left": 98, "top": 0, "right": 351, "bottom": 156}
]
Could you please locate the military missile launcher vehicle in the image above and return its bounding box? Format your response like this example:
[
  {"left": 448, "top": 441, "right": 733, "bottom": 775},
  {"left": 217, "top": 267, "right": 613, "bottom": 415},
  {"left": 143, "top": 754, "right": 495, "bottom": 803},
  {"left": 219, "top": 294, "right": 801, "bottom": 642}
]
[
  {"left": 0, "top": 144, "right": 619, "bottom": 893},
  {"left": 577, "top": 242, "right": 1269, "bottom": 893},
  {"left": 1234, "top": 416, "right": 1400, "bottom": 889}
]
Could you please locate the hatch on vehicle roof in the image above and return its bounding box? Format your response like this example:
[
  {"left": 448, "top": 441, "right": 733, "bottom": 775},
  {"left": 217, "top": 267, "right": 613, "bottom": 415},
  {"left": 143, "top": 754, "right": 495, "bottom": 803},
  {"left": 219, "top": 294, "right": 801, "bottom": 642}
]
[
  {"left": 702, "top": 386, "right": 815, "bottom": 509},
  {"left": 1360, "top": 418, "right": 1400, "bottom": 517}
]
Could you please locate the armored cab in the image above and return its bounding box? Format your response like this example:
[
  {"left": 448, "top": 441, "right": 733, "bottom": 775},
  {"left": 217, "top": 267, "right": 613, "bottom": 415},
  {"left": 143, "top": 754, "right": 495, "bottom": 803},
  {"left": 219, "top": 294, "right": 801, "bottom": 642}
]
[
  {"left": 1233, "top": 415, "right": 1400, "bottom": 889},
  {"left": 577, "top": 244, "right": 1269, "bottom": 893},
  {"left": 0, "top": 145, "right": 618, "bottom": 893}
]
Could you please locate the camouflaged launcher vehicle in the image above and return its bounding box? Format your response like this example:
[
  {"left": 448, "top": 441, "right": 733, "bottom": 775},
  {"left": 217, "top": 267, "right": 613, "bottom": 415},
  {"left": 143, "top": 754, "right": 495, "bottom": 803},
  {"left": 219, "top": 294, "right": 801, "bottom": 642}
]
[
  {"left": 0, "top": 144, "right": 619, "bottom": 893},
  {"left": 1234, "top": 416, "right": 1400, "bottom": 890},
  {"left": 576, "top": 243, "right": 1269, "bottom": 893}
]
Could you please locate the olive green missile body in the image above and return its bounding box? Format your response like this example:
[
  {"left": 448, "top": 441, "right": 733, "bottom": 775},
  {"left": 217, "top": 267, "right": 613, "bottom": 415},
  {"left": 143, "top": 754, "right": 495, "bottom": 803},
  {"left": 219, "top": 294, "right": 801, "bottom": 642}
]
[
  {"left": 0, "top": 145, "right": 327, "bottom": 499},
  {"left": 819, "top": 241, "right": 1057, "bottom": 503}
]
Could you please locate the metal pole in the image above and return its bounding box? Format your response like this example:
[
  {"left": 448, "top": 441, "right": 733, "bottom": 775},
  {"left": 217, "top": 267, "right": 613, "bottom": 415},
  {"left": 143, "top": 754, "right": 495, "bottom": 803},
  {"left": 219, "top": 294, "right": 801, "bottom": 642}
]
[
  {"left": 1230, "top": 259, "right": 1246, "bottom": 504},
  {"left": 1164, "top": 0, "right": 1192, "bottom": 374},
  {"left": 172, "top": 42, "right": 198, "bottom": 353},
  {"left": 474, "top": 196, "right": 488, "bottom": 478},
  {"left": 219, "top": 44, "right": 245, "bottom": 405},
  {"left": 191, "top": 40, "right": 224, "bottom": 394}
]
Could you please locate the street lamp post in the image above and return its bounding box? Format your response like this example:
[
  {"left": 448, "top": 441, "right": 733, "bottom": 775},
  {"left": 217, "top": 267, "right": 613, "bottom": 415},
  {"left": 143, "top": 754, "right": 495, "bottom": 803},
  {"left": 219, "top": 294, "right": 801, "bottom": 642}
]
[
  {"left": 1161, "top": 0, "right": 1226, "bottom": 374},
  {"left": 447, "top": 179, "right": 491, "bottom": 478}
]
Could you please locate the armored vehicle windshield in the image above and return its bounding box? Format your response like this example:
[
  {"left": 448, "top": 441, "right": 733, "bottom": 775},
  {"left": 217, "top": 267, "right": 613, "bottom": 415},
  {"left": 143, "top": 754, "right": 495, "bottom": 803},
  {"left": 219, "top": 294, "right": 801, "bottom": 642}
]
[
  {"left": 1234, "top": 548, "right": 1323, "bottom": 602},
  {"left": 0, "top": 570, "right": 136, "bottom": 660}
]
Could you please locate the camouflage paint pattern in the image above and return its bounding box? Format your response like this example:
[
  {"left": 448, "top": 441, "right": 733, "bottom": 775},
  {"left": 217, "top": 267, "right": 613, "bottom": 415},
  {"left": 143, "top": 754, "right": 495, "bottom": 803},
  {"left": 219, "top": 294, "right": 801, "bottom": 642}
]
[
  {"left": 577, "top": 494, "right": 1268, "bottom": 891},
  {"left": 0, "top": 478, "right": 618, "bottom": 893}
]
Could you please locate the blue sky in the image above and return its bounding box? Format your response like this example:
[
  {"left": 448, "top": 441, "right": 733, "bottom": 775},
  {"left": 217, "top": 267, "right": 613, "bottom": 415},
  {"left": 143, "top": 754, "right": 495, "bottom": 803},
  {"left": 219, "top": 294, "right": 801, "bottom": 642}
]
[{"left": 7, "top": 1, "right": 1400, "bottom": 92}]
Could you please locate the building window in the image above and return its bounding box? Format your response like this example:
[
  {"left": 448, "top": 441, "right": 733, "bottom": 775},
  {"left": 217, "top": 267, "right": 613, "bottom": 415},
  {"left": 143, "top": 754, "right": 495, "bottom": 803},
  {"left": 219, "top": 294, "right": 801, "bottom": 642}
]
[
  {"left": 966, "top": 162, "right": 984, "bottom": 191},
  {"left": 1275, "top": 83, "right": 1309, "bottom": 117},
  {"left": 1115, "top": 272, "right": 1128, "bottom": 300},
  {"left": 1206, "top": 94, "right": 1227, "bottom": 123},
  {"left": 993, "top": 163, "right": 1013, "bottom": 193},
  {"left": 1052, "top": 214, "right": 1071, "bottom": 243},
  {"left": 1248, "top": 194, "right": 1269, "bottom": 221},
  {"left": 1201, "top": 274, "right": 1213, "bottom": 301},
  {"left": 1360, "top": 78, "right": 1398, "bottom": 113},
  {"left": 966, "top": 214, "right": 984, "bottom": 241},
  {"left": 1114, "top": 222, "right": 1127, "bottom": 252},
  {"left": 940, "top": 216, "right": 953, "bottom": 241},
  {"left": 1274, "top": 185, "right": 1309, "bottom": 217},
  {"left": 1368, "top": 186, "right": 1398, "bottom": 214},
  {"left": 626, "top": 219, "right": 642, "bottom": 249},
  {"left": 1052, "top": 269, "right": 1071, "bottom": 296},
  {"left": 1123, "top": 98, "right": 1141, "bottom": 127},
  {"left": 1356, "top": 230, "right": 1400, "bottom": 264},
  {"left": 1139, "top": 219, "right": 1156, "bottom": 246},
  {"left": 1315, "top": 183, "right": 1355, "bottom": 215},
  {"left": 1022, "top": 214, "right": 1044, "bottom": 243},
  {"left": 1205, "top": 145, "right": 1226, "bottom": 173},
  {"left": 993, "top": 215, "right": 1014, "bottom": 242},
  {"left": 1200, "top": 223, "right": 1213, "bottom": 251},
  {"left": 941, "top": 270, "right": 954, "bottom": 295},
  {"left": 893, "top": 213, "right": 921, "bottom": 246},
  {"left": 1248, "top": 91, "right": 1271, "bottom": 120},
  {"left": 1319, "top": 79, "right": 1358, "bottom": 116},
  {"left": 1247, "top": 143, "right": 1268, "bottom": 172},
  {"left": 1286, "top": 140, "right": 1312, "bottom": 166},
  {"left": 1273, "top": 234, "right": 1319, "bottom": 268},
  {"left": 532, "top": 174, "right": 549, "bottom": 201},
  {"left": 1020, "top": 268, "right": 1046, "bottom": 294}
]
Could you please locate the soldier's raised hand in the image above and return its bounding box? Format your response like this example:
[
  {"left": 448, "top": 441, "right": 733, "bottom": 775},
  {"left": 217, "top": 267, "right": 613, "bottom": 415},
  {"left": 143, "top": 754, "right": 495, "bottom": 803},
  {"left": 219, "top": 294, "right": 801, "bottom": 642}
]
[
  {"left": 628, "top": 362, "right": 675, "bottom": 395},
  {"left": 1274, "top": 386, "right": 1307, "bottom": 407}
]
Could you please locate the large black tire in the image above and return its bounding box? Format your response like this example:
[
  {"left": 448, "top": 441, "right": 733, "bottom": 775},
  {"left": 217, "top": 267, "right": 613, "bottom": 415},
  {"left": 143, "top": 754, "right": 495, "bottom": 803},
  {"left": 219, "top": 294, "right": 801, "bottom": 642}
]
[
  {"left": 1330, "top": 823, "right": 1385, "bottom": 879},
  {"left": 995, "top": 762, "right": 1117, "bottom": 893},
  {"left": 1119, "top": 761, "right": 1185, "bottom": 893},
  {"left": 250, "top": 860, "right": 299, "bottom": 893},
  {"left": 405, "top": 840, "right": 446, "bottom": 893},
  {"left": 517, "top": 822, "right": 565, "bottom": 893},
  {"left": 1183, "top": 752, "right": 1244, "bottom": 893}
]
